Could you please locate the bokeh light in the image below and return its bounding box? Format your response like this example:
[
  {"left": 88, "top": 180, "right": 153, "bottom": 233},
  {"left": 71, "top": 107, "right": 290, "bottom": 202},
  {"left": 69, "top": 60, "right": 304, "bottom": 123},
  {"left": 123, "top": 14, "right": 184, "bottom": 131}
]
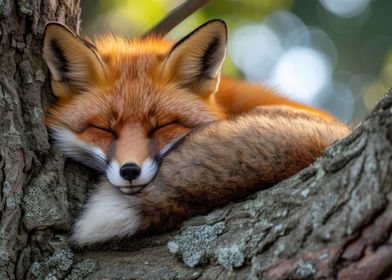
[
  {"left": 80, "top": 0, "right": 392, "bottom": 122},
  {"left": 320, "top": 0, "right": 371, "bottom": 18},
  {"left": 229, "top": 11, "right": 335, "bottom": 105},
  {"left": 230, "top": 24, "right": 282, "bottom": 81},
  {"left": 272, "top": 47, "right": 331, "bottom": 103}
]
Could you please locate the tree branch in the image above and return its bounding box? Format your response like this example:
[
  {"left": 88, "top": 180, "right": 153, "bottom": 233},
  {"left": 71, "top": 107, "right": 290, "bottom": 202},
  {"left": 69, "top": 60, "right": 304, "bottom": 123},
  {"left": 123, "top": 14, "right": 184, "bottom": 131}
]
[{"left": 143, "top": 0, "right": 211, "bottom": 37}]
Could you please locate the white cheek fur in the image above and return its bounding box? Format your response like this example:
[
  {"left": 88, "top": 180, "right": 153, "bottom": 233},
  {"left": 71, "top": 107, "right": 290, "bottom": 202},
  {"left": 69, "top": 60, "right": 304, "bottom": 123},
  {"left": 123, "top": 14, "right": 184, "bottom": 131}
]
[
  {"left": 132, "top": 158, "right": 158, "bottom": 186},
  {"left": 106, "top": 160, "right": 131, "bottom": 187},
  {"left": 49, "top": 126, "right": 107, "bottom": 171},
  {"left": 50, "top": 126, "right": 160, "bottom": 188}
]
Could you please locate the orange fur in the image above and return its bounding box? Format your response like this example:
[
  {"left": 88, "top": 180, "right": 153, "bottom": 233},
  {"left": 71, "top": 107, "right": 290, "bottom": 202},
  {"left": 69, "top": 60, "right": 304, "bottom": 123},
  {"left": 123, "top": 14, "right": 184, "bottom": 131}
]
[
  {"left": 44, "top": 22, "right": 337, "bottom": 167},
  {"left": 42, "top": 20, "right": 351, "bottom": 245},
  {"left": 217, "top": 77, "right": 336, "bottom": 121}
]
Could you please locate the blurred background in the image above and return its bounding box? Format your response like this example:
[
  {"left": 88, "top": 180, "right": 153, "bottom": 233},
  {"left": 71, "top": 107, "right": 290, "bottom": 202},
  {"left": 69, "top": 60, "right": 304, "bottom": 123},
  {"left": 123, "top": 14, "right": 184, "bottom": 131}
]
[{"left": 80, "top": 0, "right": 392, "bottom": 123}]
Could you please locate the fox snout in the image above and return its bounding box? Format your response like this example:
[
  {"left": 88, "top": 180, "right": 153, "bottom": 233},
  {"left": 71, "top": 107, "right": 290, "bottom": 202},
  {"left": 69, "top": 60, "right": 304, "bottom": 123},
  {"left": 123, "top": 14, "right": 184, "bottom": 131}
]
[
  {"left": 120, "top": 163, "right": 141, "bottom": 182},
  {"left": 106, "top": 157, "right": 159, "bottom": 191},
  {"left": 106, "top": 136, "right": 187, "bottom": 192}
]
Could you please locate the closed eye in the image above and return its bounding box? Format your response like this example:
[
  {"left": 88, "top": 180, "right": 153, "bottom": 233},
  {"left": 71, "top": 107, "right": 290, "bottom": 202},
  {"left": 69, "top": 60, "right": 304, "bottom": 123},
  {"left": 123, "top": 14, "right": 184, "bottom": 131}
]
[
  {"left": 89, "top": 124, "right": 116, "bottom": 137},
  {"left": 148, "top": 121, "right": 182, "bottom": 136}
]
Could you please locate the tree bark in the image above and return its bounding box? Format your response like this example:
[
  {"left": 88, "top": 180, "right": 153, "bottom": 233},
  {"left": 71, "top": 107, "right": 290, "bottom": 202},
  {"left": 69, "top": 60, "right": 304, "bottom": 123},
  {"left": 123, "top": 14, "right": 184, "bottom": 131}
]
[
  {"left": 1, "top": 0, "right": 392, "bottom": 279},
  {"left": 0, "top": 1, "right": 88, "bottom": 279}
]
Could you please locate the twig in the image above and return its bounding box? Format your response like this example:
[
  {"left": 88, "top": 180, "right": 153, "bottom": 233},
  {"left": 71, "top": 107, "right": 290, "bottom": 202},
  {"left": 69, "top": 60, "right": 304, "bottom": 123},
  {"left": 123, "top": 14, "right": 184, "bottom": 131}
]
[{"left": 142, "top": 0, "right": 211, "bottom": 37}]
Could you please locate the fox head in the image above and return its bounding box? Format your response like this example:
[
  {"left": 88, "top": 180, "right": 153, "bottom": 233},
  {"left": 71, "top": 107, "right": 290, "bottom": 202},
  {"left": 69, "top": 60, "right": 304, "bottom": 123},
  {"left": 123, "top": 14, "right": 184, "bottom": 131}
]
[{"left": 43, "top": 20, "right": 227, "bottom": 192}]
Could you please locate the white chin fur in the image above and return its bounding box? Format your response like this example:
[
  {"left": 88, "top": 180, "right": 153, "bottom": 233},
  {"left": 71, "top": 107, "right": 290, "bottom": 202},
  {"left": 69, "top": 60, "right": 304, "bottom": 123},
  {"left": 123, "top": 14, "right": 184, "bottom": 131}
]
[
  {"left": 71, "top": 181, "right": 140, "bottom": 246},
  {"left": 106, "top": 158, "right": 158, "bottom": 188}
]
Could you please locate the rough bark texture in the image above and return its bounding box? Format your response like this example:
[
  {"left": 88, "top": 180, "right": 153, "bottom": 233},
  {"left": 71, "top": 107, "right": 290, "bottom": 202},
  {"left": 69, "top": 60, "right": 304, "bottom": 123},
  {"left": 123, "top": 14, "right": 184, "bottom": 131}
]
[
  {"left": 1, "top": 1, "right": 392, "bottom": 279},
  {"left": 0, "top": 1, "right": 90, "bottom": 279}
]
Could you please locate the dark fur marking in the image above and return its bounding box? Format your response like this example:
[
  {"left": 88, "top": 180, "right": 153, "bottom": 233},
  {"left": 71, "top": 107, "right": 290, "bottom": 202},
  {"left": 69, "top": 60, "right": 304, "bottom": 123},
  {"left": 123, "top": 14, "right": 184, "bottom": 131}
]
[
  {"left": 155, "top": 122, "right": 212, "bottom": 163},
  {"left": 78, "top": 36, "right": 97, "bottom": 51},
  {"left": 80, "top": 151, "right": 107, "bottom": 173},
  {"left": 63, "top": 148, "right": 106, "bottom": 173},
  {"left": 200, "top": 36, "right": 221, "bottom": 77},
  {"left": 77, "top": 36, "right": 105, "bottom": 69},
  {"left": 167, "top": 19, "right": 226, "bottom": 59},
  {"left": 50, "top": 39, "right": 69, "bottom": 81}
]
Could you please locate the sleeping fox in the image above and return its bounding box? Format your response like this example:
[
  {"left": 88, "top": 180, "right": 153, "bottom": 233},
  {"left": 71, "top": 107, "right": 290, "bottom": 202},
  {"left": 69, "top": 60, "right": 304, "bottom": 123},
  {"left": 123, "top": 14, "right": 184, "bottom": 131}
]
[{"left": 42, "top": 20, "right": 350, "bottom": 245}]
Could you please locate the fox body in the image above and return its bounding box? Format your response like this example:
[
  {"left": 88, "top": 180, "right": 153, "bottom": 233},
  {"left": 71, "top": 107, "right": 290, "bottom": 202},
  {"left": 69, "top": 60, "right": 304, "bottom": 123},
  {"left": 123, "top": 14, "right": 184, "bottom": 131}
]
[{"left": 43, "top": 20, "right": 350, "bottom": 245}]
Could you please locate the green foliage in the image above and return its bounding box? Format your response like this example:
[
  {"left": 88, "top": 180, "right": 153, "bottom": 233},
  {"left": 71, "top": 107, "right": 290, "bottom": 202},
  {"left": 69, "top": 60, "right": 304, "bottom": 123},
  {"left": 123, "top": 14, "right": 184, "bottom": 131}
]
[
  {"left": 80, "top": 0, "right": 392, "bottom": 120},
  {"left": 81, "top": 0, "right": 292, "bottom": 77},
  {"left": 81, "top": 0, "right": 292, "bottom": 36}
]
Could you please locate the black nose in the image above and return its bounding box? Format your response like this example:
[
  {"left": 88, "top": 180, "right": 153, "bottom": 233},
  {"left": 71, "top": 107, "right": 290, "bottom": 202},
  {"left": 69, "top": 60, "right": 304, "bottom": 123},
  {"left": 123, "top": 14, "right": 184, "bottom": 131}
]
[{"left": 120, "top": 163, "right": 141, "bottom": 182}]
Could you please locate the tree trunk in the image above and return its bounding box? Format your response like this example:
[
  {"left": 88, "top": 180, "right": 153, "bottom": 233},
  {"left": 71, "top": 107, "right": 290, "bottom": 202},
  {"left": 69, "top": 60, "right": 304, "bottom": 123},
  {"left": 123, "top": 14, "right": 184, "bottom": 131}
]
[
  {"left": 0, "top": 1, "right": 88, "bottom": 279},
  {"left": 1, "top": 1, "right": 392, "bottom": 279}
]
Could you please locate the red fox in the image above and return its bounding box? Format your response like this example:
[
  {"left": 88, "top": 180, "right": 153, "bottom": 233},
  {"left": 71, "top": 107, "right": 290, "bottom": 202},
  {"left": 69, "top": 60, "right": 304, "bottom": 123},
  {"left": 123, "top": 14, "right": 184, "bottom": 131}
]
[{"left": 43, "top": 20, "right": 350, "bottom": 245}]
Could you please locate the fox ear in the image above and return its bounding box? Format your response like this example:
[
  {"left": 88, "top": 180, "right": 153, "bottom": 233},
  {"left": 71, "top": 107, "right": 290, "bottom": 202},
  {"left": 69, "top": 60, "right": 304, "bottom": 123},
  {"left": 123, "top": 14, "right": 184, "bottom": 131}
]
[
  {"left": 43, "top": 23, "right": 105, "bottom": 98},
  {"left": 162, "top": 19, "right": 227, "bottom": 96}
]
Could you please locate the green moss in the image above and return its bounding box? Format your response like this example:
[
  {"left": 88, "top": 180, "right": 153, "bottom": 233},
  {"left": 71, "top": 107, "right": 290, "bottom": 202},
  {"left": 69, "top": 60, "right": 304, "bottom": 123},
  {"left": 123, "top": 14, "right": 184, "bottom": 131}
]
[
  {"left": 300, "top": 188, "right": 310, "bottom": 198},
  {"left": 0, "top": 0, "right": 11, "bottom": 17},
  {"left": 65, "top": 259, "right": 96, "bottom": 280},
  {"left": 0, "top": 247, "right": 10, "bottom": 266},
  {"left": 315, "top": 166, "right": 326, "bottom": 180},
  {"left": 311, "top": 193, "right": 338, "bottom": 227},
  {"left": 35, "top": 69, "right": 46, "bottom": 82},
  {"left": 5, "top": 197, "right": 16, "bottom": 209},
  {"left": 31, "top": 247, "right": 74, "bottom": 279},
  {"left": 273, "top": 242, "right": 286, "bottom": 257},
  {"left": 0, "top": 271, "right": 9, "bottom": 280},
  {"left": 30, "top": 262, "right": 41, "bottom": 278},
  {"left": 254, "top": 219, "right": 274, "bottom": 230},
  {"left": 18, "top": 0, "right": 34, "bottom": 15},
  {"left": 167, "top": 222, "right": 225, "bottom": 268},
  {"left": 23, "top": 169, "right": 69, "bottom": 230},
  {"left": 248, "top": 256, "right": 263, "bottom": 280},
  {"left": 216, "top": 244, "right": 245, "bottom": 270},
  {"left": 295, "top": 259, "right": 316, "bottom": 278},
  {"left": 273, "top": 224, "right": 285, "bottom": 234},
  {"left": 241, "top": 200, "right": 264, "bottom": 218}
]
